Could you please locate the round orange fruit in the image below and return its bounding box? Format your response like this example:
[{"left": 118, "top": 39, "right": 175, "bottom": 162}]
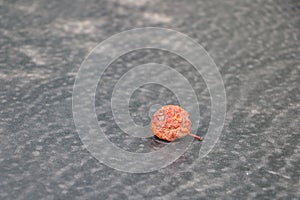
[{"left": 151, "top": 105, "right": 203, "bottom": 142}]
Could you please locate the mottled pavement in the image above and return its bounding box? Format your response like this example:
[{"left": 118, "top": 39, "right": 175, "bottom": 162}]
[{"left": 0, "top": 0, "right": 300, "bottom": 199}]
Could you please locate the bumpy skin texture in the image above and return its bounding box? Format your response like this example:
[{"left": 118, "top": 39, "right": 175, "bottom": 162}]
[{"left": 151, "top": 105, "right": 192, "bottom": 142}]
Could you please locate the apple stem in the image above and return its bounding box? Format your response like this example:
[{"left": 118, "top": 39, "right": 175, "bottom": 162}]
[{"left": 188, "top": 133, "right": 203, "bottom": 141}]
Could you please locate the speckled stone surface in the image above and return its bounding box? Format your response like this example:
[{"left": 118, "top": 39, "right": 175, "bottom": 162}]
[{"left": 1, "top": 0, "right": 300, "bottom": 199}]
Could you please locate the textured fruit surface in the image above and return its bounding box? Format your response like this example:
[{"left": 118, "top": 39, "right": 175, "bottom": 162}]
[{"left": 151, "top": 105, "right": 194, "bottom": 142}]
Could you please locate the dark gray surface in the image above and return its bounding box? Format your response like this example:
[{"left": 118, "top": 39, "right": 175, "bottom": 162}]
[{"left": 1, "top": 0, "right": 300, "bottom": 199}]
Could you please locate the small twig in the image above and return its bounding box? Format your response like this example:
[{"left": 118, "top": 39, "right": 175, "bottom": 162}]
[{"left": 188, "top": 133, "right": 203, "bottom": 141}]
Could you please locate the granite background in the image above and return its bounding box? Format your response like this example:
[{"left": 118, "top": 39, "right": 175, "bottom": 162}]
[{"left": 0, "top": 0, "right": 300, "bottom": 199}]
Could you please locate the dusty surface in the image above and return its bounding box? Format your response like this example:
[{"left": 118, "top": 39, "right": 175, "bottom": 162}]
[{"left": 0, "top": 0, "right": 300, "bottom": 199}]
